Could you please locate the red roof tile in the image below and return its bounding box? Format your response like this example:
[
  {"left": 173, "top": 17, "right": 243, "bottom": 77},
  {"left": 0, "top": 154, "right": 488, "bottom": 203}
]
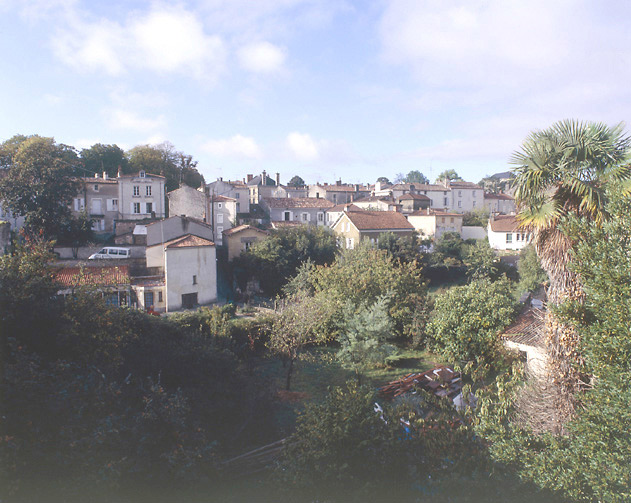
[
  {"left": 489, "top": 215, "right": 523, "bottom": 232},
  {"left": 223, "top": 224, "right": 269, "bottom": 236},
  {"left": 164, "top": 234, "right": 215, "bottom": 248},
  {"left": 55, "top": 266, "right": 130, "bottom": 287},
  {"left": 344, "top": 210, "right": 414, "bottom": 231}
]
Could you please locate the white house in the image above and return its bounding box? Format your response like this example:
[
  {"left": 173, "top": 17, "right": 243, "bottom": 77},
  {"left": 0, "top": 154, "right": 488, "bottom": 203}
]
[
  {"left": 117, "top": 171, "right": 166, "bottom": 221},
  {"left": 488, "top": 215, "right": 532, "bottom": 251}
]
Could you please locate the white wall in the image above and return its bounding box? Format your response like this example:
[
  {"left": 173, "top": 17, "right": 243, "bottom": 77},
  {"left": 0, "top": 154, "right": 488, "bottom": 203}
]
[
  {"left": 462, "top": 226, "right": 487, "bottom": 240},
  {"left": 164, "top": 245, "right": 217, "bottom": 311}
]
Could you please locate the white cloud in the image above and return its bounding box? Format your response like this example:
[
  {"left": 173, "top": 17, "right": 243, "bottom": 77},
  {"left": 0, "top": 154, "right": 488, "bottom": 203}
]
[
  {"left": 286, "top": 132, "right": 318, "bottom": 161},
  {"left": 107, "top": 109, "right": 167, "bottom": 133},
  {"left": 238, "top": 41, "right": 286, "bottom": 73},
  {"left": 52, "top": 6, "right": 226, "bottom": 80},
  {"left": 201, "top": 135, "right": 263, "bottom": 159}
]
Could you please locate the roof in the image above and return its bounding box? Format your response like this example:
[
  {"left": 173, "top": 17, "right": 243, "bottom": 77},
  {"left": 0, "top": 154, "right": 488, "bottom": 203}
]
[
  {"left": 263, "top": 197, "right": 335, "bottom": 209},
  {"left": 213, "top": 195, "right": 236, "bottom": 202},
  {"left": 164, "top": 234, "right": 215, "bottom": 248},
  {"left": 270, "top": 221, "right": 303, "bottom": 228},
  {"left": 145, "top": 215, "right": 212, "bottom": 230},
  {"left": 391, "top": 182, "right": 447, "bottom": 191},
  {"left": 343, "top": 210, "right": 414, "bottom": 231},
  {"left": 398, "top": 193, "right": 431, "bottom": 201},
  {"left": 117, "top": 171, "right": 165, "bottom": 180},
  {"left": 353, "top": 195, "right": 395, "bottom": 203},
  {"left": 223, "top": 224, "right": 269, "bottom": 236},
  {"left": 55, "top": 265, "right": 130, "bottom": 287},
  {"left": 449, "top": 181, "right": 482, "bottom": 189},
  {"left": 500, "top": 307, "right": 545, "bottom": 347},
  {"left": 247, "top": 174, "right": 276, "bottom": 186},
  {"left": 484, "top": 192, "right": 514, "bottom": 200},
  {"left": 327, "top": 203, "right": 363, "bottom": 212},
  {"left": 409, "top": 209, "right": 462, "bottom": 217},
  {"left": 132, "top": 275, "right": 165, "bottom": 287},
  {"left": 312, "top": 183, "right": 369, "bottom": 193},
  {"left": 378, "top": 366, "right": 462, "bottom": 400},
  {"left": 489, "top": 215, "right": 523, "bottom": 232},
  {"left": 81, "top": 177, "right": 118, "bottom": 184}
]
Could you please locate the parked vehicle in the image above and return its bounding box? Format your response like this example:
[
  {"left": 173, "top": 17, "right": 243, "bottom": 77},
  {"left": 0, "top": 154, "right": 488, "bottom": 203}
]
[{"left": 88, "top": 247, "right": 131, "bottom": 260}]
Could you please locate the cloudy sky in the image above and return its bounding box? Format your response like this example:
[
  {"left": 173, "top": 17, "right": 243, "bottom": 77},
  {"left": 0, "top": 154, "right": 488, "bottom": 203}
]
[{"left": 1, "top": 0, "right": 630, "bottom": 184}]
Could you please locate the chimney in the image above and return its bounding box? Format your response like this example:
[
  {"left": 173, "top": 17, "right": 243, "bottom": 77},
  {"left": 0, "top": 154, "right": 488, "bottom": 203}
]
[
  {"left": 276, "top": 172, "right": 280, "bottom": 186},
  {"left": 336, "top": 179, "right": 341, "bottom": 186},
  {"left": 262, "top": 170, "right": 267, "bottom": 185},
  {"left": 94, "top": 173, "right": 99, "bottom": 178},
  {"left": 344, "top": 204, "right": 350, "bottom": 212},
  {"left": 103, "top": 171, "right": 108, "bottom": 180},
  {"left": 355, "top": 184, "right": 359, "bottom": 192},
  {"left": 117, "top": 166, "right": 122, "bottom": 178},
  {"left": 426, "top": 207, "right": 430, "bottom": 215},
  {"left": 219, "top": 176, "right": 223, "bottom": 181},
  {"left": 247, "top": 174, "right": 253, "bottom": 183}
]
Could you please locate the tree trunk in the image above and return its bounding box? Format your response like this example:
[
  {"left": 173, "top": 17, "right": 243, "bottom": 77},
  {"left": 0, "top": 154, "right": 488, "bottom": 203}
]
[{"left": 285, "top": 358, "right": 294, "bottom": 391}]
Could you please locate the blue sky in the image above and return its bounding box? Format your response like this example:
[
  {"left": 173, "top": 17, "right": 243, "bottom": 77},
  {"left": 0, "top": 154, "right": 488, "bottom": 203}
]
[{"left": 2, "top": 0, "right": 631, "bottom": 185}]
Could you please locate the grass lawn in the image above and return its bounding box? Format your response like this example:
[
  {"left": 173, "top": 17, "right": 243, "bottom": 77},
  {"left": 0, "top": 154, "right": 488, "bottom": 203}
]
[{"left": 254, "top": 345, "right": 445, "bottom": 436}]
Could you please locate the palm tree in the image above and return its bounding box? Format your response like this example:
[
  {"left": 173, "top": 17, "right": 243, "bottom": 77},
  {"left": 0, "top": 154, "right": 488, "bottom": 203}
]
[{"left": 511, "top": 119, "right": 631, "bottom": 426}]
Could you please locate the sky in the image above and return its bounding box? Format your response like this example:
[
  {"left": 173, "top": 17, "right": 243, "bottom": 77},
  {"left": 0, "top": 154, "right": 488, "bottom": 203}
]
[{"left": 1, "top": 0, "right": 631, "bottom": 185}]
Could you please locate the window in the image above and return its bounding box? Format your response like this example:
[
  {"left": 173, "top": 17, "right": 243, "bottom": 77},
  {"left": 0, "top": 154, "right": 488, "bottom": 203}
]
[
  {"left": 443, "top": 191, "right": 447, "bottom": 195},
  {"left": 145, "top": 202, "right": 153, "bottom": 214},
  {"left": 218, "top": 202, "right": 223, "bottom": 209},
  {"left": 472, "top": 200, "right": 477, "bottom": 207},
  {"left": 318, "top": 212, "right": 324, "bottom": 222},
  {"left": 346, "top": 222, "right": 351, "bottom": 232},
  {"left": 302, "top": 213, "right": 309, "bottom": 222},
  {"left": 450, "top": 217, "right": 454, "bottom": 223},
  {"left": 139, "top": 170, "right": 146, "bottom": 178},
  {"left": 472, "top": 191, "right": 476, "bottom": 197},
  {"left": 441, "top": 217, "right": 445, "bottom": 223},
  {"left": 235, "top": 193, "right": 240, "bottom": 199},
  {"left": 73, "top": 198, "right": 85, "bottom": 211},
  {"left": 144, "top": 291, "right": 154, "bottom": 309},
  {"left": 217, "top": 225, "right": 223, "bottom": 237},
  {"left": 193, "top": 275, "right": 197, "bottom": 285},
  {"left": 217, "top": 213, "right": 224, "bottom": 223},
  {"left": 236, "top": 202, "right": 240, "bottom": 212},
  {"left": 133, "top": 186, "right": 140, "bottom": 196},
  {"left": 146, "top": 185, "right": 152, "bottom": 196},
  {"left": 457, "top": 200, "right": 462, "bottom": 208},
  {"left": 346, "top": 237, "right": 354, "bottom": 249},
  {"left": 107, "top": 199, "right": 119, "bottom": 211},
  {"left": 284, "top": 211, "right": 291, "bottom": 221},
  {"left": 94, "top": 184, "right": 99, "bottom": 192},
  {"left": 506, "top": 233, "right": 513, "bottom": 243},
  {"left": 444, "top": 197, "right": 448, "bottom": 206},
  {"left": 133, "top": 202, "right": 141, "bottom": 214},
  {"left": 91, "top": 199, "right": 102, "bottom": 214},
  {"left": 458, "top": 191, "right": 462, "bottom": 197},
  {"left": 158, "top": 291, "right": 163, "bottom": 303}
]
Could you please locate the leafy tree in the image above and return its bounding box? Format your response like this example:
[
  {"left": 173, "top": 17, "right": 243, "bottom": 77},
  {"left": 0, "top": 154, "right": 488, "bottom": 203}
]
[
  {"left": 402, "top": 170, "right": 429, "bottom": 184},
  {"left": 462, "top": 207, "right": 490, "bottom": 227},
  {"left": 80, "top": 143, "right": 129, "bottom": 177},
  {"left": 287, "top": 175, "right": 306, "bottom": 187},
  {"left": 337, "top": 295, "right": 396, "bottom": 383},
  {"left": 376, "top": 176, "right": 391, "bottom": 185},
  {"left": 127, "top": 142, "right": 204, "bottom": 191},
  {"left": 517, "top": 245, "right": 547, "bottom": 293},
  {"left": 465, "top": 239, "right": 499, "bottom": 281},
  {"left": 0, "top": 135, "right": 80, "bottom": 240},
  {"left": 235, "top": 226, "right": 337, "bottom": 296},
  {"left": 435, "top": 169, "right": 462, "bottom": 184},
  {"left": 377, "top": 231, "right": 421, "bottom": 263},
  {"left": 511, "top": 119, "right": 631, "bottom": 406},
  {"left": 431, "top": 231, "right": 466, "bottom": 266},
  {"left": 0, "top": 134, "right": 29, "bottom": 169},
  {"left": 428, "top": 277, "right": 517, "bottom": 365}
]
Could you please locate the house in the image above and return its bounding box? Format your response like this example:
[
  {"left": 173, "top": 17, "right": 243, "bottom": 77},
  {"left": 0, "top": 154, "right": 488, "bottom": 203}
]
[
  {"left": 307, "top": 181, "right": 371, "bottom": 204},
  {"left": 55, "top": 264, "right": 132, "bottom": 307},
  {"left": 407, "top": 209, "right": 464, "bottom": 239},
  {"left": 246, "top": 171, "right": 279, "bottom": 204},
  {"left": 500, "top": 306, "right": 548, "bottom": 377},
  {"left": 388, "top": 182, "right": 452, "bottom": 209},
  {"left": 167, "top": 185, "right": 206, "bottom": 222},
  {"left": 144, "top": 234, "right": 217, "bottom": 312},
  {"left": 331, "top": 210, "right": 415, "bottom": 249},
  {"left": 325, "top": 203, "right": 363, "bottom": 227},
  {"left": 260, "top": 197, "right": 334, "bottom": 226},
  {"left": 397, "top": 193, "right": 431, "bottom": 214},
  {"left": 207, "top": 178, "right": 250, "bottom": 214},
  {"left": 446, "top": 180, "right": 483, "bottom": 212},
  {"left": 208, "top": 195, "right": 237, "bottom": 245},
  {"left": 72, "top": 173, "right": 119, "bottom": 233},
  {"left": 223, "top": 225, "right": 269, "bottom": 261},
  {"left": 145, "top": 215, "right": 214, "bottom": 247},
  {"left": 488, "top": 215, "right": 531, "bottom": 251},
  {"left": 117, "top": 171, "right": 166, "bottom": 221},
  {"left": 483, "top": 192, "right": 516, "bottom": 214},
  {"left": 352, "top": 195, "right": 400, "bottom": 213}
]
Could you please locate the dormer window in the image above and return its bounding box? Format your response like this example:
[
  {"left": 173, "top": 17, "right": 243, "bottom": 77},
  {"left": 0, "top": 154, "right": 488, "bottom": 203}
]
[{"left": 139, "top": 171, "right": 146, "bottom": 178}]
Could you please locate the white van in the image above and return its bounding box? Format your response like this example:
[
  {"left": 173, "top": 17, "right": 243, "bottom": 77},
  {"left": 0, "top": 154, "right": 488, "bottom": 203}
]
[{"left": 88, "top": 247, "right": 131, "bottom": 260}]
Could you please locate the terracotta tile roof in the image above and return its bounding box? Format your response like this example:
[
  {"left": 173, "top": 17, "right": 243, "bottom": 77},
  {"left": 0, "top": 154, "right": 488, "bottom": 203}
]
[
  {"left": 327, "top": 203, "right": 363, "bottom": 212},
  {"left": 409, "top": 209, "right": 462, "bottom": 217},
  {"left": 398, "top": 193, "right": 431, "bottom": 201},
  {"left": 164, "top": 234, "right": 215, "bottom": 248},
  {"left": 117, "top": 171, "right": 165, "bottom": 179},
  {"left": 500, "top": 307, "right": 545, "bottom": 348},
  {"left": 391, "top": 183, "right": 447, "bottom": 191},
  {"left": 213, "top": 195, "right": 236, "bottom": 202},
  {"left": 489, "top": 215, "right": 523, "bottom": 232},
  {"left": 449, "top": 181, "right": 482, "bottom": 189},
  {"left": 345, "top": 210, "right": 414, "bottom": 231},
  {"left": 223, "top": 224, "right": 269, "bottom": 236},
  {"left": 270, "top": 221, "right": 303, "bottom": 228},
  {"left": 55, "top": 266, "right": 130, "bottom": 287},
  {"left": 313, "top": 183, "right": 369, "bottom": 192},
  {"left": 484, "top": 192, "right": 514, "bottom": 200},
  {"left": 263, "top": 197, "right": 335, "bottom": 209}
]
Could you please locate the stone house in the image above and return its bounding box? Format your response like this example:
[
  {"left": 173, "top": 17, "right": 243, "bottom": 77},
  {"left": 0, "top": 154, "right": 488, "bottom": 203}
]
[
  {"left": 117, "top": 171, "right": 166, "bottom": 221},
  {"left": 145, "top": 215, "right": 214, "bottom": 247},
  {"left": 260, "top": 197, "right": 334, "bottom": 226},
  {"left": 331, "top": 209, "right": 415, "bottom": 249},
  {"left": 397, "top": 193, "right": 431, "bottom": 214},
  {"left": 483, "top": 192, "right": 516, "bottom": 214},
  {"left": 207, "top": 178, "right": 250, "bottom": 215},
  {"left": 223, "top": 225, "right": 269, "bottom": 261},
  {"left": 407, "top": 209, "right": 464, "bottom": 239},
  {"left": 72, "top": 173, "right": 119, "bottom": 233},
  {"left": 307, "top": 181, "right": 371, "bottom": 204}
]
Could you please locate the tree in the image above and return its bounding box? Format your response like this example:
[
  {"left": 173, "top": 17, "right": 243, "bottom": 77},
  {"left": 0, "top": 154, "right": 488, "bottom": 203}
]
[
  {"left": 516, "top": 245, "right": 547, "bottom": 293},
  {"left": 0, "top": 136, "right": 80, "bottom": 240},
  {"left": 127, "top": 142, "right": 204, "bottom": 191},
  {"left": 465, "top": 239, "right": 499, "bottom": 281},
  {"left": 435, "top": 169, "right": 462, "bottom": 184},
  {"left": 402, "top": 170, "right": 429, "bottom": 184},
  {"left": 428, "top": 277, "right": 517, "bottom": 365},
  {"left": 287, "top": 175, "right": 306, "bottom": 187},
  {"left": 336, "top": 295, "right": 396, "bottom": 384},
  {"left": 462, "top": 207, "right": 490, "bottom": 227},
  {"left": 377, "top": 231, "right": 422, "bottom": 264},
  {"left": 511, "top": 119, "right": 631, "bottom": 410},
  {"left": 80, "top": 143, "right": 129, "bottom": 177},
  {"left": 376, "top": 176, "right": 391, "bottom": 185}
]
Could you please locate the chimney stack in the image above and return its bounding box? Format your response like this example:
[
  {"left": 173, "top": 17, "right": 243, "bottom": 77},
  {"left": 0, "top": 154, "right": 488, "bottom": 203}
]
[
  {"left": 94, "top": 173, "right": 99, "bottom": 178},
  {"left": 247, "top": 174, "right": 253, "bottom": 183},
  {"left": 336, "top": 179, "right": 342, "bottom": 186},
  {"left": 276, "top": 172, "right": 280, "bottom": 186},
  {"left": 103, "top": 171, "right": 108, "bottom": 180},
  {"left": 262, "top": 170, "right": 267, "bottom": 185}
]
